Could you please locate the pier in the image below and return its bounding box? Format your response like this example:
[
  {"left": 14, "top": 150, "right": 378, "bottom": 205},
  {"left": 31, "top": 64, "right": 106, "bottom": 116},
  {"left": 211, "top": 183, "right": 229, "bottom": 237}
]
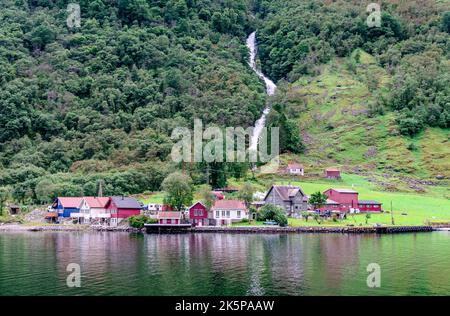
[{"left": 144, "top": 223, "right": 192, "bottom": 234}]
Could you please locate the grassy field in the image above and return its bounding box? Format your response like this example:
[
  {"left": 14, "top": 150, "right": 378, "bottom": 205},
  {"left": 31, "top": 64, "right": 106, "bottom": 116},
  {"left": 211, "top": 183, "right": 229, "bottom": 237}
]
[
  {"left": 276, "top": 173, "right": 450, "bottom": 226},
  {"left": 140, "top": 172, "right": 449, "bottom": 227}
]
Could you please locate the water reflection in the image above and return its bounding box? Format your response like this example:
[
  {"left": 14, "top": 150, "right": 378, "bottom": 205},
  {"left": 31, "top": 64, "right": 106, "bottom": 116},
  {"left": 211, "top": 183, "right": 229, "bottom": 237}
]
[{"left": 0, "top": 232, "right": 449, "bottom": 296}]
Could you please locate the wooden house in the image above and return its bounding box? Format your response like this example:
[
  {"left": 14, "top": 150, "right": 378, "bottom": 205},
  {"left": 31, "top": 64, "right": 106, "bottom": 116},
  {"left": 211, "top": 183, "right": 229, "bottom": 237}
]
[
  {"left": 324, "top": 168, "right": 341, "bottom": 179},
  {"left": 79, "top": 197, "right": 111, "bottom": 225},
  {"left": 188, "top": 202, "right": 209, "bottom": 227},
  {"left": 52, "top": 197, "right": 83, "bottom": 218},
  {"left": 358, "top": 200, "right": 382, "bottom": 212},
  {"left": 323, "top": 188, "right": 359, "bottom": 212},
  {"left": 158, "top": 211, "right": 182, "bottom": 224},
  {"left": 107, "top": 196, "right": 142, "bottom": 226},
  {"left": 211, "top": 200, "right": 248, "bottom": 226},
  {"left": 286, "top": 162, "right": 304, "bottom": 176},
  {"left": 264, "top": 185, "right": 309, "bottom": 216}
]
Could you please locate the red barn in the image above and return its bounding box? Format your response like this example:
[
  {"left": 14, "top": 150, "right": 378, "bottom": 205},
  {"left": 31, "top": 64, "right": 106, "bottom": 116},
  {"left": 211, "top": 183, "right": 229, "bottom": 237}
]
[
  {"left": 358, "top": 200, "right": 382, "bottom": 212},
  {"left": 323, "top": 188, "right": 359, "bottom": 212},
  {"left": 324, "top": 168, "right": 341, "bottom": 179},
  {"left": 188, "top": 202, "right": 209, "bottom": 226},
  {"left": 107, "top": 196, "right": 142, "bottom": 226}
]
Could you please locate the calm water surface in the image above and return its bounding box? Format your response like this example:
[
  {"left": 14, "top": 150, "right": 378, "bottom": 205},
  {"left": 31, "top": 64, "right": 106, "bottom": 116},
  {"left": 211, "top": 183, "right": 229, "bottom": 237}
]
[{"left": 0, "top": 232, "right": 449, "bottom": 296}]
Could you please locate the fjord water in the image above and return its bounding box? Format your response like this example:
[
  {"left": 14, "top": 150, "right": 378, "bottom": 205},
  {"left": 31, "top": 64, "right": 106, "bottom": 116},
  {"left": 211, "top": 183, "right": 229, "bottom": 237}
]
[{"left": 1, "top": 232, "right": 449, "bottom": 296}]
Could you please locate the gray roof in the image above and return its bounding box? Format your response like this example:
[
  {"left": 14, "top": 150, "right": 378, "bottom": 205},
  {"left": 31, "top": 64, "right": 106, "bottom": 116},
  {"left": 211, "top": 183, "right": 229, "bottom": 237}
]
[
  {"left": 111, "top": 196, "right": 142, "bottom": 209},
  {"left": 264, "top": 185, "right": 306, "bottom": 201},
  {"left": 358, "top": 200, "right": 382, "bottom": 205}
]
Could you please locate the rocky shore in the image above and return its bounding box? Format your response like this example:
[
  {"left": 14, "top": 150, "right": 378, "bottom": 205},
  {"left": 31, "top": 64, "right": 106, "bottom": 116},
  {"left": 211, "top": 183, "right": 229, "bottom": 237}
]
[
  {"left": 0, "top": 223, "right": 141, "bottom": 233},
  {"left": 192, "top": 225, "right": 434, "bottom": 234}
]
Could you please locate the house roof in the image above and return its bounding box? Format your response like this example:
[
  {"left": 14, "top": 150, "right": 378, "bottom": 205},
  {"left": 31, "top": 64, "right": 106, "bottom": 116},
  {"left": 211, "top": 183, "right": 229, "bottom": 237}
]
[
  {"left": 325, "top": 168, "right": 340, "bottom": 172},
  {"left": 212, "top": 200, "right": 246, "bottom": 210},
  {"left": 58, "top": 197, "right": 84, "bottom": 208},
  {"left": 189, "top": 201, "right": 206, "bottom": 209},
  {"left": 328, "top": 188, "right": 358, "bottom": 194},
  {"left": 111, "top": 196, "right": 142, "bottom": 209},
  {"left": 211, "top": 191, "right": 224, "bottom": 199},
  {"left": 358, "top": 200, "right": 382, "bottom": 205},
  {"left": 158, "top": 211, "right": 182, "bottom": 219},
  {"left": 287, "top": 162, "right": 304, "bottom": 169},
  {"left": 264, "top": 185, "right": 306, "bottom": 201},
  {"left": 84, "top": 197, "right": 110, "bottom": 208},
  {"left": 326, "top": 199, "right": 340, "bottom": 205}
]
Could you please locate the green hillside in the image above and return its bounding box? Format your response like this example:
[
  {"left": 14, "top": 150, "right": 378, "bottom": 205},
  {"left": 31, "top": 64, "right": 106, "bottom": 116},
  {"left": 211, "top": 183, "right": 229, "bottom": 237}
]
[
  {"left": 0, "top": 0, "right": 449, "bottom": 211},
  {"left": 277, "top": 50, "right": 449, "bottom": 181}
]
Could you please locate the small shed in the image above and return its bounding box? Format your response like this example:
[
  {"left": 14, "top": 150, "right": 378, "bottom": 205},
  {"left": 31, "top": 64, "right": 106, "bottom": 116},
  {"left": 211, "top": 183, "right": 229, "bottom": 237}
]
[
  {"left": 286, "top": 162, "right": 304, "bottom": 176},
  {"left": 324, "top": 168, "right": 341, "bottom": 180}
]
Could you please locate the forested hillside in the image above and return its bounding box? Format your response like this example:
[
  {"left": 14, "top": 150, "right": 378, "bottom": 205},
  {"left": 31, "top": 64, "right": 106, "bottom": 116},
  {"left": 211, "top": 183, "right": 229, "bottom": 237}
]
[
  {"left": 0, "top": 0, "right": 266, "bottom": 202},
  {"left": 253, "top": 0, "right": 450, "bottom": 182},
  {"left": 0, "top": 0, "right": 449, "bottom": 206},
  {"left": 256, "top": 0, "right": 449, "bottom": 136}
]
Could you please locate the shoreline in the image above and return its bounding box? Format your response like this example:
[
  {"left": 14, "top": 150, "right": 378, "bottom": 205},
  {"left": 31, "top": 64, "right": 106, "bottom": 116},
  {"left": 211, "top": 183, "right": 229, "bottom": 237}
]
[{"left": 0, "top": 223, "right": 443, "bottom": 234}]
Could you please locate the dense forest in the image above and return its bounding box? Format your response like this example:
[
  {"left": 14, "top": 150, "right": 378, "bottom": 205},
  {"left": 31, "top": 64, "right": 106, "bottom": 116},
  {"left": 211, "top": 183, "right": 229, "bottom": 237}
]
[
  {"left": 255, "top": 0, "right": 449, "bottom": 136},
  {"left": 0, "top": 0, "right": 269, "bottom": 202},
  {"left": 0, "top": 0, "right": 449, "bottom": 205}
]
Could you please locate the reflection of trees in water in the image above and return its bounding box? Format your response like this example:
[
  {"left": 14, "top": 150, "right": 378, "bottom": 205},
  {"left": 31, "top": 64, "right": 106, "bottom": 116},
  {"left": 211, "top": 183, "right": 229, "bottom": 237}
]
[{"left": 2, "top": 232, "right": 449, "bottom": 295}]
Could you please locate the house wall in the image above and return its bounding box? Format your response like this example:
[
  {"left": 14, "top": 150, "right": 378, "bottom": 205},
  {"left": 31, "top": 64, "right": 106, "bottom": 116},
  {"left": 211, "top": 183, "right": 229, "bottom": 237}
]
[
  {"left": 115, "top": 209, "right": 141, "bottom": 218},
  {"left": 325, "top": 171, "right": 341, "bottom": 178},
  {"left": 358, "top": 204, "right": 382, "bottom": 212},
  {"left": 189, "top": 204, "right": 208, "bottom": 219},
  {"left": 288, "top": 168, "right": 304, "bottom": 176},
  {"left": 264, "top": 190, "right": 308, "bottom": 216},
  {"left": 64, "top": 207, "right": 79, "bottom": 218},
  {"left": 212, "top": 209, "right": 247, "bottom": 225},
  {"left": 324, "top": 190, "right": 358, "bottom": 211}
]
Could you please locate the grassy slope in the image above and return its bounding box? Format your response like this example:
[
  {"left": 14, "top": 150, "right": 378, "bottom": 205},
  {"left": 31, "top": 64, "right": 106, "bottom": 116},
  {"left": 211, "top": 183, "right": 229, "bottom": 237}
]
[
  {"left": 139, "top": 50, "right": 449, "bottom": 227},
  {"left": 280, "top": 50, "right": 449, "bottom": 180}
]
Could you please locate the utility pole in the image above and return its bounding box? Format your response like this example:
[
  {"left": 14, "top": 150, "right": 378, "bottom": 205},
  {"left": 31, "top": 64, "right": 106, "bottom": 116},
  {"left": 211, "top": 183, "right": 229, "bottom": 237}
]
[{"left": 390, "top": 201, "right": 395, "bottom": 225}]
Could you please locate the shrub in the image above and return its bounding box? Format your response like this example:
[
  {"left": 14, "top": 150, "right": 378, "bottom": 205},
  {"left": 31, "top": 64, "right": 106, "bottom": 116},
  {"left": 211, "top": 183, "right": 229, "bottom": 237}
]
[
  {"left": 258, "top": 204, "right": 288, "bottom": 226},
  {"left": 128, "top": 215, "right": 154, "bottom": 229}
]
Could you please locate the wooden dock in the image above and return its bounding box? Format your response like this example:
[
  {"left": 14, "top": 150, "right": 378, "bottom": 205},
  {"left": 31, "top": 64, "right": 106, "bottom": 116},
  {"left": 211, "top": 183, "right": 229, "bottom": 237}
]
[{"left": 144, "top": 224, "right": 192, "bottom": 234}]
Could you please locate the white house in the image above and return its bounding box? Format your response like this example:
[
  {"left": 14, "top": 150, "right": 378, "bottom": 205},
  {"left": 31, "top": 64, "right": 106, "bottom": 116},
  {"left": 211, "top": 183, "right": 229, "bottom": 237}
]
[
  {"left": 286, "top": 162, "right": 304, "bottom": 176},
  {"left": 79, "top": 197, "right": 111, "bottom": 225},
  {"left": 211, "top": 200, "right": 248, "bottom": 226}
]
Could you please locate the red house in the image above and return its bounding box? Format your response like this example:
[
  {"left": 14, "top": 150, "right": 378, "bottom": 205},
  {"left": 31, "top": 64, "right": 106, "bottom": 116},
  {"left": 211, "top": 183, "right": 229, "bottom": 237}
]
[
  {"left": 107, "top": 196, "right": 142, "bottom": 226},
  {"left": 323, "top": 188, "right": 358, "bottom": 212},
  {"left": 188, "top": 202, "right": 209, "bottom": 227},
  {"left": 358, "top": 200, "right": 383, "bottom": 212},
  {"left": 158, "top": 211, "right": 182, "bottom": 224},
  {"left": 324, "top": 168, "right": 341, "bottom": 179}
]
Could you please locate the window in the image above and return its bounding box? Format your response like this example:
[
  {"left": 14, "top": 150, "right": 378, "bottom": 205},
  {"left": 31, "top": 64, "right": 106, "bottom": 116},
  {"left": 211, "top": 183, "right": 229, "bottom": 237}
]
[
  {"left": 222, "top": 211, "right": 226, "bottom": 217},
  {"left": 226, "top": 211, "right": 230, "bottom": 218},
  {"left": 237, "top": 211, "right": 241, "bottom": 218},
  {"left": 216, "top": 211, "right": 220, "bottom": 218}
]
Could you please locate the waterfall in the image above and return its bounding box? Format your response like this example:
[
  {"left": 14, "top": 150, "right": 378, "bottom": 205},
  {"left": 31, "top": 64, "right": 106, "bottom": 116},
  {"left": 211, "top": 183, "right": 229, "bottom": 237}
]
[{"left": 246, "top": 31, "right": 277, "bottom": 151}]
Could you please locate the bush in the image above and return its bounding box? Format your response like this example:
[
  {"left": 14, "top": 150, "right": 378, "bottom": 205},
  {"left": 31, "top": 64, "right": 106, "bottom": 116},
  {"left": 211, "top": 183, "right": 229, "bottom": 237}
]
[
  {"left": 128, "top": 215, "right": 154, "bottom": 229},
  {"left": 258, "top": 204, "right": 288, "bottom": 227}
]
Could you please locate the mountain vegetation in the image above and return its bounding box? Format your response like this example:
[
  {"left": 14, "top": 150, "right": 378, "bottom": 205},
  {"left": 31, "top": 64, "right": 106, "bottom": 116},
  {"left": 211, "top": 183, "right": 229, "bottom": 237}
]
[
  {"left": 0, "top": 0, "right": 448, "bottom": 207},
  {"left": 255, "top": 0, "right": 449, "bottom": 136},
  {"left": 0, "top": 0, "right": 267, "bottom": 202}
]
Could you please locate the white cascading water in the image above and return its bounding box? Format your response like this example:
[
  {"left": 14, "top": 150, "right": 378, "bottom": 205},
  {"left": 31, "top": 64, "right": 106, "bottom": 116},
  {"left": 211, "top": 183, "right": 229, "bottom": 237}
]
[{"left": 246, "top": 31, "right": 277, "bottom": 151}]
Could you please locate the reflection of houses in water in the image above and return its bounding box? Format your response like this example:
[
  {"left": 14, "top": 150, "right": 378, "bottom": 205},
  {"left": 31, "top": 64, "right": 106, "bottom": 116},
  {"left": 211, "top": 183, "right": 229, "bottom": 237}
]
[
  {"left": 54, "top": 232, "right": 143, "bottom": 287},
  {"left": 259, "top": 235, "right": 306, "bottom": 294},
  {"left": 310, "top": 235, "right": 367, "bottom": 293}
]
